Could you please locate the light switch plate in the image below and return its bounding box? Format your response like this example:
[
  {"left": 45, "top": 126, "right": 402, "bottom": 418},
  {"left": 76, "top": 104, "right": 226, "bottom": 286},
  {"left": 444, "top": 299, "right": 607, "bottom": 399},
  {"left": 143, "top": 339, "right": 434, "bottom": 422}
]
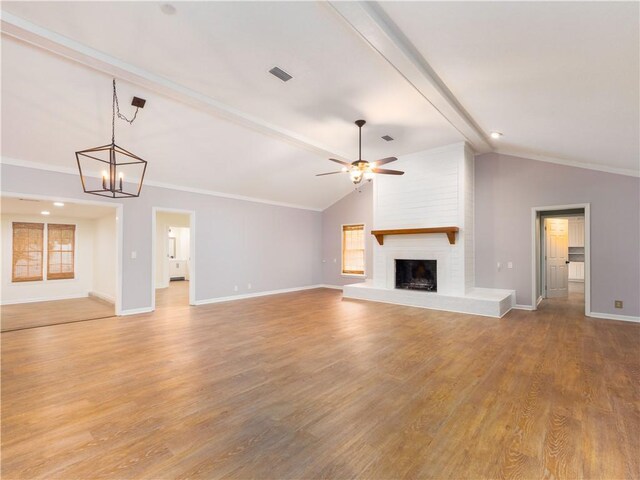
[
  {"left": 615, "top": 300, "right": 623, "bottom": 309},
  {"left": 131, "top": 251, "right": 137, "bottom": 259}
]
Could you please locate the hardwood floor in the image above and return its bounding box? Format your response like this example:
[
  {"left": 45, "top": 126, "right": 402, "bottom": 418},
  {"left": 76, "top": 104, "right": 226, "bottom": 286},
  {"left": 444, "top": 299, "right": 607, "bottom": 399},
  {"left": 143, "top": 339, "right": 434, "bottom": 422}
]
[
  {"left": 1, "top": 296, "right": 115, "bottom": 332},
  {"left": 1, "top": 287, "right": 638, "bottom": 479}
]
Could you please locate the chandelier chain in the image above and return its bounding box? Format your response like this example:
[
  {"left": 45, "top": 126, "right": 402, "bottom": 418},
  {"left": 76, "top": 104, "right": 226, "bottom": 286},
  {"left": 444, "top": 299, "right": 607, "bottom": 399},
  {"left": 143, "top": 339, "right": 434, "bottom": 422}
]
[{"left": 112, "top": 78, "right": 139, "bottom": 143}]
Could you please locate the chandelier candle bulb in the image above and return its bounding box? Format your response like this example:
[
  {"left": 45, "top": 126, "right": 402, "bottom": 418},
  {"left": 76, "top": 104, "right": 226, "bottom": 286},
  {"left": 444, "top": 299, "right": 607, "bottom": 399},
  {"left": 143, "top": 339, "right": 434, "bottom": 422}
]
[
  {"left": 119, "top": 172, "right": 124, "bottom": 191},
  {"left": 102, "top": 171, "right": 108, "bottom": 190}
]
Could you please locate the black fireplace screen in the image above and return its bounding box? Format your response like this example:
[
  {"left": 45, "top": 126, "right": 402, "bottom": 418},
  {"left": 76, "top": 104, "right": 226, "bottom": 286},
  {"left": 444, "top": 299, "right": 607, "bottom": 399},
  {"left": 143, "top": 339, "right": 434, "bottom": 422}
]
[{"left": 395, "top": 259, "right": 437, "bottom": 291}]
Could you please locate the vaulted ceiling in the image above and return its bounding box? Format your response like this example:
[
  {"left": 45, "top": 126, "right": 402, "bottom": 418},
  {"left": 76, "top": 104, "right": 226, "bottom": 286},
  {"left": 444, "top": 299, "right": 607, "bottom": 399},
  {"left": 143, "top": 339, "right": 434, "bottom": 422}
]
[{"left": 1, "top": 1, "right": 638, "bottom": 210}]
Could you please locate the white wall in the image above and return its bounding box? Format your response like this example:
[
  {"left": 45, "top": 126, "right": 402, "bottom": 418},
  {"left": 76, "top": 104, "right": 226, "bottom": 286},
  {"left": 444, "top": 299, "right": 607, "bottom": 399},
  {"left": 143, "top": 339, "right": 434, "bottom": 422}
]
[
  {"left": 92, "top": 213, "right": 117, "bottom": 303},
  {"left": 1, "top": 214, "right": 94, "bottom": 304}
]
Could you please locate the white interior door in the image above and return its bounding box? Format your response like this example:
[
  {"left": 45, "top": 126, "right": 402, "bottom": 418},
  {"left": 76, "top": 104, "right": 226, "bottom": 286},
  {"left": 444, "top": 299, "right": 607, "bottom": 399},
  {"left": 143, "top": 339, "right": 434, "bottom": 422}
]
[{"left": 545, "top": 218, "right": 569, "bottom": 298}]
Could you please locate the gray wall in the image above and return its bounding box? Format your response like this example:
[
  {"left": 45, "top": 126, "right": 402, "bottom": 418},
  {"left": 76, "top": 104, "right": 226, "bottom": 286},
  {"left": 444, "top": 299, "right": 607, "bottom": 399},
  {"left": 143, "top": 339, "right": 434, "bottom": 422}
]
[
  {"left": 1, "top": 164, "right": 323, "bottom": 312},
  {"left": 475, "top": 153, "right": 640, "bottom": 317},
  {"left": 321, "top": 183, "right": 373, "bottom": 286}
]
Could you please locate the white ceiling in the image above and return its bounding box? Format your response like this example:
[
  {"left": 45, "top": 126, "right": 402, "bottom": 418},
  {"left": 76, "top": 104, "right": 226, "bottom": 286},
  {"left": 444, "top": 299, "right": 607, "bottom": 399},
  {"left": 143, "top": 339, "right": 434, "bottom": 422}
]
[
  {"left": 1, "top": 1, "right": 638, "bottom": 210},
  {"left": 379, "top": 1, "right": 639, "bottom": 174},
  {"left": 1, "top": 196, "right": 115, "bottom": 219}
]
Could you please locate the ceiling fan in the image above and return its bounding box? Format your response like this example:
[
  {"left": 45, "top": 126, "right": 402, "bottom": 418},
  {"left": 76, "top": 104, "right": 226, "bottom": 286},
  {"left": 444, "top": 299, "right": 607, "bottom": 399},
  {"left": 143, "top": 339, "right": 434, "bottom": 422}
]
[{"left": 316, "top": 120, "right": 404, "bottom": 184}]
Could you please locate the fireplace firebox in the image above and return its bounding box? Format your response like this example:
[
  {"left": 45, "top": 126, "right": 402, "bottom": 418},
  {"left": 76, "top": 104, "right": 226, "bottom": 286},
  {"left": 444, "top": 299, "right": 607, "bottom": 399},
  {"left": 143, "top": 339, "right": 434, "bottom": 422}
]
[{"left": 395, "top": 259, "right": 437, "bottom": 292}]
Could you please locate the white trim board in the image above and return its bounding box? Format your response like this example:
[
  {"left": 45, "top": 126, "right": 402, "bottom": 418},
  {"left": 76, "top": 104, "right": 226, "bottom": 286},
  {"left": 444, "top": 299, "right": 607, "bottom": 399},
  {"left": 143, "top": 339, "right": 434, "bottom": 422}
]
[
  {"left": 89, "top": 291, "right": 115, "bottom": 305},
  {"left": 1, "top": 156, "right": 323, "bottom": 212},
  {"left": 0, "top": 292, "right": 88, "bottom": 306},
  {"left": 513, "top": 304, "right": 535, "bottom": 311},
  {"left": 194, "top": 284, "right": 327, "bottom": 305},
  {"left": 589, "top": 312, "right": 640, "bottom": 323},
  {"left": 119, "top": 307, "right": 154, "bottom": 316},
  {"left": 496, "top": 148, "right": 640, "bottom": 178}
]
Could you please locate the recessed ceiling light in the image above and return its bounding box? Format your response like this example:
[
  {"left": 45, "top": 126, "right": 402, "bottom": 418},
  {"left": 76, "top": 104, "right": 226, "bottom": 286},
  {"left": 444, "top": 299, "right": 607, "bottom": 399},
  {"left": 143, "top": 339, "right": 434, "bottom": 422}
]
[
  {"left": 269, "top": 66, "right": 293, "bottom": 82},
  {"left": 160, "top": 4, "right": 176, "bottom": 15},
  {"left": 490, "top": 131, "right": 503, "bottom": 139},
  {"left": 41, "top": 211, "right": 50, "bottom": 216},
  {"left": 381, "top": 135, "right": 394, "bottom": 142},
  {"left": 53, "top": 202, "right": 64, "bottom": 207}
]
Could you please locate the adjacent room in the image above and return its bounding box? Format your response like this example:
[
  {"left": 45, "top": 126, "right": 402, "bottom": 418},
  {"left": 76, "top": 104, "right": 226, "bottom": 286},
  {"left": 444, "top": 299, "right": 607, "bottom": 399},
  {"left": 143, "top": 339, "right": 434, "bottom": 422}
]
[
  {"left": 1, "top": 196, "right": 119, "bottom": 331},
  {"left": 1, "top": 1, "right": 638, "bottom": 479}
]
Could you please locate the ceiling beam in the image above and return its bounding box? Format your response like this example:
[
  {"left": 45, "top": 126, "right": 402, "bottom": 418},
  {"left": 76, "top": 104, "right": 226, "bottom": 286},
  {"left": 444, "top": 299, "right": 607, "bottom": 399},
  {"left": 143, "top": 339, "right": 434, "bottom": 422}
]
[
  {"left": 328, "top": 1, "right": 492, "bottom": 153},
  {"left": 0, "top": 11, "right": 351, "bottom": 161}
]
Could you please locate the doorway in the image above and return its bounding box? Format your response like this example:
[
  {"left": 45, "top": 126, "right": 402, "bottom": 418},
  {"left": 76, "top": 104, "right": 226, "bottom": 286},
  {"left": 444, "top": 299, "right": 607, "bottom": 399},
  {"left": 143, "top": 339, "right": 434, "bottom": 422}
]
[
  {"left": 532, "top": 204, "right": 590, "bottom": 315},
  {"left": 152, "top": 208, "right": 195, "bottom": 309},
  {"left": 1, "top": 194, "right": 122, "bottom": 331}
]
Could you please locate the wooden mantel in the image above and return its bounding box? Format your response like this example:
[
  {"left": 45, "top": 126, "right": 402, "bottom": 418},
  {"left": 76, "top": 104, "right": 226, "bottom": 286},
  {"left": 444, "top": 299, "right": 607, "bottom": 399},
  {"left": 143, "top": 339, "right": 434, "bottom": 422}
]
[{"left": 371, "top": 227, "right": 459, "bottom": 246}]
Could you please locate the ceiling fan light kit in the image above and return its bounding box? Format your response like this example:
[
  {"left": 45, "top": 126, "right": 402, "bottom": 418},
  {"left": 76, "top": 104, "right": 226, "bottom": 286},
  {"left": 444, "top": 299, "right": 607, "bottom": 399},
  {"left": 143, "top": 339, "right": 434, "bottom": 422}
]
[
  {"left": 75, "top": 79, "right": 148, "bottom": 198},
  {"left": 316, "top": 119, "right": 404, "bottom": 184}
]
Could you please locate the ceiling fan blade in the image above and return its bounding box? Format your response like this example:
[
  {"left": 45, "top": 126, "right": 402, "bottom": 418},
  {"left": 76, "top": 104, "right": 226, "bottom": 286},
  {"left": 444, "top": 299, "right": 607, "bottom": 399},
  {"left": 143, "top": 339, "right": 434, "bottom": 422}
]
[
  {"left": 316, "top": 171, "right": 344, "bottom": 176},
  {"left": 372, "top": 156, "right": 397, "bottom": 166},
  {"left": 372, "top": 168, "right": 404, "bottom": 175},
  {"left": 329, "top": 158, "right": 352, "bottom": 167}
]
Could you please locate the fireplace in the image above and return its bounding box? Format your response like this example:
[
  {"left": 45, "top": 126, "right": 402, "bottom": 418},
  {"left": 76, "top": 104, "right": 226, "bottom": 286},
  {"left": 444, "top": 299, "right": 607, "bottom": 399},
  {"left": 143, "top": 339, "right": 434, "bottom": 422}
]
[{"left": 395, "top": 259, "right": 437, "bottom": 292}]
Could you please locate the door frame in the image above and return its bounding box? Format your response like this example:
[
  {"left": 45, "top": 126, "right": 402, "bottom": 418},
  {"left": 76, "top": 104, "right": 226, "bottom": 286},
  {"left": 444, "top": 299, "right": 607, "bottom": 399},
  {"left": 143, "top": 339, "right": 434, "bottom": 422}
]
[
  {"left": 1, "top": 191, "right": 124, "bottom": 315},
  {"left": 531, "top": 203, "right": 590, "bottom": 316},
  {"left": 151, "top": 207, "right": 196, "bottom": 309}
]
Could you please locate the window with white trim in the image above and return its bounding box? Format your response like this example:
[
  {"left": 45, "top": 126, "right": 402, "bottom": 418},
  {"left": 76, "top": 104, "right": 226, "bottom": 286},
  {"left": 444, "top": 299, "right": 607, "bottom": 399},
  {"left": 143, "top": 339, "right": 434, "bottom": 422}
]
[{"left": 342, "top": 224, "right": 365, "bottom": 275}]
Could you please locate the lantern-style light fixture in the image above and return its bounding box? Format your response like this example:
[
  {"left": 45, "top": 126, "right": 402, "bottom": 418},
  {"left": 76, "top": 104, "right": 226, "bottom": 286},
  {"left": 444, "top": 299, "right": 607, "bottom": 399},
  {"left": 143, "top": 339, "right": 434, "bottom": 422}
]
[{"left": 76, "top": 79, "right": 148, "bottom": 198}]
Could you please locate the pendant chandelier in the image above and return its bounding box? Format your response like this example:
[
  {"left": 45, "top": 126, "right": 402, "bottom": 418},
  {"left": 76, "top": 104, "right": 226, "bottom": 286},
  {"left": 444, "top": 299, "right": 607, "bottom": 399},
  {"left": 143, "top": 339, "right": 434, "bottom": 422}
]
[{"left": 76, "top": 79, "right": 148, "bottom": 198}]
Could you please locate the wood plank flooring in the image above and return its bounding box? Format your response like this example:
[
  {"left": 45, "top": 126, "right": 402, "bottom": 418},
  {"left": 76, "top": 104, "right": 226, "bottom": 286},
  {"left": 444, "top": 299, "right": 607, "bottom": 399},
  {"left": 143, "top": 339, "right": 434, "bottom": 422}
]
[
  {"left": 1, "top": 296, "right": 115, "bottom": 332},
  {"left": 1, "top": 285, "right": 638, "bottom": 479}
]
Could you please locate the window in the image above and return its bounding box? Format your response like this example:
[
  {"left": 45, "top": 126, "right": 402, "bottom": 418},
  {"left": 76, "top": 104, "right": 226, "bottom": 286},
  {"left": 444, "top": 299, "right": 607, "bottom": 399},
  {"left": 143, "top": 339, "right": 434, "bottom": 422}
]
[
  {"left": 342, "top": 224, "right": 365, "bottom": 275},
  {"left": 12, "top": 222, "right": 44, "bottom": 282},
  {"left": 47, "top": 224, "right": 76, "bottom": 280}
]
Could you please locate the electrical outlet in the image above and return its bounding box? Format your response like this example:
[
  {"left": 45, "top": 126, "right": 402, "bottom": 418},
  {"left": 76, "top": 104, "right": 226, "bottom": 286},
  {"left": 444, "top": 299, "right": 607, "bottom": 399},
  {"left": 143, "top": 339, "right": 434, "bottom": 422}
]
[
  {"left": 497, "top": 262, "right": 501, "bottom": 271},
  {"left": 614, "top": 300, "right": 623, "bottom": 309},
  {"left": 234, "top": 285, "right": 238, "bottom": 292},
  {"left": 247, "top": 283, "right": 252, "bottom": 290},
  {"left": 131, "top": 251, "right": 137, "bottom": 259}
]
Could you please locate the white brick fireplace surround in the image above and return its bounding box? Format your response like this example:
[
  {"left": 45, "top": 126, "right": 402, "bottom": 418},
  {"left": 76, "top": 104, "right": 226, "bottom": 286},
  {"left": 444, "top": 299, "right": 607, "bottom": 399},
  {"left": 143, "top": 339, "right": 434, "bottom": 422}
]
[{"left": 343, "top": 143, "right": 515, "bottom": 318}]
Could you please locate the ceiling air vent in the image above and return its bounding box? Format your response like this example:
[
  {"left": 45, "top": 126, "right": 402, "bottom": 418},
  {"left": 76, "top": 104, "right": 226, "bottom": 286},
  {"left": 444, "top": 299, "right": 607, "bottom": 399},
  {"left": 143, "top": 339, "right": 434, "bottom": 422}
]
[
  {"left": 381, "top": 135, "right": 394, "bottom": 142},
  {"left": 269, "top": 66, "right": 293, "bottom": 82}
]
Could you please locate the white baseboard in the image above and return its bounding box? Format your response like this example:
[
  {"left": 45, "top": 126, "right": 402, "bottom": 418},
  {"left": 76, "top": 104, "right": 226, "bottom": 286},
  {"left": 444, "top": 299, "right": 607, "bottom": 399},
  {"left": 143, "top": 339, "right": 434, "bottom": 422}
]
[
  {"left": 89, "top": 291, "right": 115, "bottom": 304},
  {"left": 194, "top": 284, "right": 326, "bottom": 306},
  {"left": 0, "top": 292, "right": 88, "bottom": 306},
  {"left": 588, "top": 312, "right": 640, "bottom": 323},
  {"left": 119, "top": 306, "right": 154, "bottom": 316},
  {"left": 319, "top": 284, "right": 343, "bottom": 290},
  {"left": 513, "top": 304, "right": 535, "bottom": 311}
]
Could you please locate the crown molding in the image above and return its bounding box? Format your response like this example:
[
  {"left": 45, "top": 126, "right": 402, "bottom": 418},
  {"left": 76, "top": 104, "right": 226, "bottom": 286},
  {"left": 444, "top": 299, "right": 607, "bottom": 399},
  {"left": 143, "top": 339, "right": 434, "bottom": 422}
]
[
  {"left": 494, "top": 148, "right": 640, "bottom": 178},
  {"left": 0, "top": 157, "right": 323, "bottom": 212}
]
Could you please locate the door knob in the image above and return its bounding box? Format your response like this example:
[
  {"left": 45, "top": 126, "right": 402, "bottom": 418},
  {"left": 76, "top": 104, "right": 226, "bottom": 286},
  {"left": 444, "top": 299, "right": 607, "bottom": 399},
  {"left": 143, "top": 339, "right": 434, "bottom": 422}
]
[{"left": 565, "top": 260, "right": 570, "bottom": 264}]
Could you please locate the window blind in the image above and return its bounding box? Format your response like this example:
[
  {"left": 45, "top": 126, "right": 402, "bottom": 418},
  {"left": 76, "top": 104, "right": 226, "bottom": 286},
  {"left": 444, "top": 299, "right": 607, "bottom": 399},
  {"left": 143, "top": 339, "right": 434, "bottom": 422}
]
[
  {"left": 342, "top": 224, "right": 365, "bottom": 275},
  {"left": 12, "top": 222, "right": 44, "bottom": 282},
  {"left": 47, "top": 224, "right": 76, "bottom": 280}
]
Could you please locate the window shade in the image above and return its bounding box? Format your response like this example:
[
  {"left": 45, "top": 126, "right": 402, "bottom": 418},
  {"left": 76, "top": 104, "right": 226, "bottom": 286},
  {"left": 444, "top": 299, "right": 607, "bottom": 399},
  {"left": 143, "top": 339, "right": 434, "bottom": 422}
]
[
  {"left": 12, "top": 222, "right": 44, "bottom": 282},
  {"left": 342, "top": 224, "right": 365, "bottom": 275},
  {"left": 47, "top": 224, "right": 76, "bottom": 280}
]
